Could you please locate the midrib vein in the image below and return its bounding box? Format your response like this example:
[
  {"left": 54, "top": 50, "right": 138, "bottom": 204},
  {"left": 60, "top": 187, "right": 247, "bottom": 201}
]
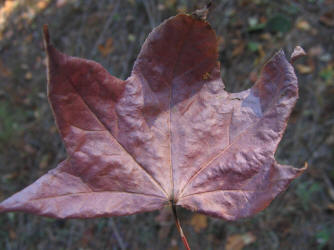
[
  {"left": 181, "top": 189, "right": 258, "bottom": 199},
  {"left": 169, "top": 21, "right": 195, "bottom": 200},
  {"left": 30, "top": 190, "right": 165, "bottom": 202}
]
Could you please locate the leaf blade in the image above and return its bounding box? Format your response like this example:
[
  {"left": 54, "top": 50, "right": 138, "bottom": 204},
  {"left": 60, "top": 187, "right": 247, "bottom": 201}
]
[{"left": 0, "top": 161, "right": 166, "bottom": 218}]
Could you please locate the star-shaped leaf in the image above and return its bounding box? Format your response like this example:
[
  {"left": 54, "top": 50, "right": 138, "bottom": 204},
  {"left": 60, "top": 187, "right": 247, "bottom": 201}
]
[{"left": 0, "top": 13, "right": 305, "bottom": 248}]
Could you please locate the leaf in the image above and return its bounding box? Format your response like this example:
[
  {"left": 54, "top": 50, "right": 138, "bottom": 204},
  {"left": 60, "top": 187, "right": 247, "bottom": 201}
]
[
  {"left": 295, "top": 19, "right": 311, "bottom": 31},
  {"left": 189, "top": 214, "right": 207, "bottom": 232},
  {"left": 232, "top": 41, "right": 245, "bottom": 57},
  {"left": 247, "top": 41, "right": 260, "bottom": 52},
  {"left": 267, "top": 14, "right": 292, "bottom": 33},
  {"left": 0, "top": 13, "right": 305, "bottom": 246},
  {"left": 225, "top": 232, "right": 256, "bottom": 250},
  {"left": 296, "top": 64, "right": 313, "bottom": 74},
  {"left": 320, "top": 10, "right": 334, "bottom": 28},
  {"left": 98, "top": 37, "right": 114, "bottom": 57}
]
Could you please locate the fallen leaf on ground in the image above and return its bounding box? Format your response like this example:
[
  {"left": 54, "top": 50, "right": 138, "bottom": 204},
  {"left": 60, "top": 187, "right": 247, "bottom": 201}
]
[
  {"left": 24, "top": 71, "right": 32, "bottom": 80},
  {"left": 309, "top": 45, "right": 323, "bottom": 57},
  {"left": 225, "top": 232, "right": 256, "bottom": 250},
  {"left": 0, "top": 59, "right": 11, "bottom": 77},
  {"left": 190, "top": 214, "right": 207, "bottom": 232},
  {"left": 320, "top": 10, "right": 334, "bottom": 27},
  {"left": 98, "top": 37, "right": 114, "bottom": 57},
  {"left": 9, "top": 229, "right": 16, "bottom": 240},
  {"left": 36, "top": 0, "right": 49, "bottom": 10},
  {"left": 232, "top": 42, "right": 245, "bottom": 57},
  {"left": 296, "top": 64, "right": 314, "bottom": 74},
  {"left": 327, "top": 203, "right": 334, "bottom": 211},
  {"left": 296, "top": 19, "right": 311, "bottom": 31},
  {"left": 56, "top": 0, "right": 68, "bottom": 8}
]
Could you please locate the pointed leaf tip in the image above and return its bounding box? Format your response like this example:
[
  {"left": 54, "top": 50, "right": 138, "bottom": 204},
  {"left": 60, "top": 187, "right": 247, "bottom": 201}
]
[
  {"left": 290, "top": 46, "right": 306, "bottom": 63},
  {"left": 192, "top": 2, "right": 212, "bottom": 20},
  {"left": 43, "top": 24, "right": 50, "bottom": 49},
  {"left": 301, "top": 162, "right": 308, "bottom": 172}
]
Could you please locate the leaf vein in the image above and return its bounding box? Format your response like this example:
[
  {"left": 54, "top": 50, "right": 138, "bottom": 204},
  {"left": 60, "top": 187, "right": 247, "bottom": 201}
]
[
  {"left": 63, "top": 74, "right": 169, "bottom": 198},
  {"left": 31, "top": 190, "right": 165, "bottom": 202}
]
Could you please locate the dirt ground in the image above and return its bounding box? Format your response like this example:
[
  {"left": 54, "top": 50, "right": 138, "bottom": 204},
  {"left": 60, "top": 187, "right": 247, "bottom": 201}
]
[{"left": 0, "top": 0, "right": 333, "bottom": 249}]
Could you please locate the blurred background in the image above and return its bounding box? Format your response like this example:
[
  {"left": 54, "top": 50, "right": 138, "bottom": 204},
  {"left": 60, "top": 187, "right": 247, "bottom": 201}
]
[{"left": 0, "top": 0, "right": 333, "bottom": 249}]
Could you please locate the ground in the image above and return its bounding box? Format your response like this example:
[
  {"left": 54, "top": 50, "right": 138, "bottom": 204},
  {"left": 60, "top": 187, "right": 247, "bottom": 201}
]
[{"left": 0, "top": 0, "right": 333, "bottom": 249}]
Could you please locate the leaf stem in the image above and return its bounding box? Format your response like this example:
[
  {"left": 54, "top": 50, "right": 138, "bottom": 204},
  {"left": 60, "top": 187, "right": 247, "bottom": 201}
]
[{"left": 172, "top": 203, "right": 191, "bottom": 250}]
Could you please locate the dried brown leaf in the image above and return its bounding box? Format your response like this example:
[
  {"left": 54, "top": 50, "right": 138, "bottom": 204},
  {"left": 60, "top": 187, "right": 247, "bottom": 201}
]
[
  {"left": 0, "top": 13, "right": 305, "bottom": 230},
  {"left": 189, "top": 214, "right": 207, "bottom": 232},
  {"left": 225, "top": 232, "right": 256, "bottom": 250}
]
